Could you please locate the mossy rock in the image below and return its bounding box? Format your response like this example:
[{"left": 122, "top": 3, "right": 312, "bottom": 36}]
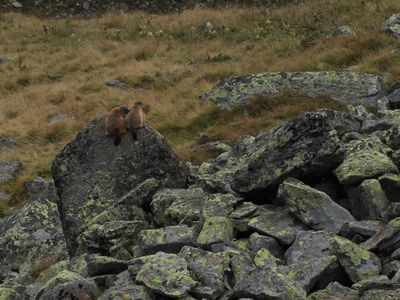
[
  {"left": 197, "top": 216, "right": 234, "bottom": 247},
  {"left": 308, "top": 282, "right": 359, "bottom": 300}
]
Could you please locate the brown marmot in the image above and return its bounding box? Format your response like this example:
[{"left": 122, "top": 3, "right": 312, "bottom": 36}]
[
  {"left": 126, "top": 101, "right": 144, "bottom": 141},
  {"left": 105, "top": 106, "right": 129, "bottom": 146}
]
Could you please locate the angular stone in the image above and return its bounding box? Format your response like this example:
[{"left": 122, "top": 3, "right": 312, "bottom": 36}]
[
  {"left": 52, "top": 117, "right": 189, "bottom": 254},
  {"left": 362, "top": 110, "right": 400, "bottom": 133},
  {"left": 151, "top": 188, "right": 207, "bottom": 226},
  {"left": 40, "top": 278, "right": 98, "bottom": 300},
  {"left": 135, "top": 252, "right": 197, "bottom": 298},
  {"left": 0, "top": 160, "right": 22, "bottom": 184},
  {"left": 379, "top": 173, "right": 400, "bottom": 202},
  {"left": 0, "top": 197, "right": 68, "bottom": 278},
  {"left": 333, "top": 236, "right": 381, "bottom": 283},
  {"left": 278, "top": 178, "right": 356, "bottom": 233},
  {"left": 0, "top": 138, "right": 20, "bottom": 154},
  {"left": 382, "top": 260, "right": 400, "bottom": 278},
  {"left": 347, "top": 179, "right": 390, "bottom": 220},
  {"left": 179, "top": 246, "right": 230, "bottom": 299},
  {"left": 249, "top": 232, "right": 284, "bottom": 259},
  {"left": 388, "top": 88, "right": 400, "bottom": 109},
  {"left": 35, "top": 270, "right": 83, "bottom": 299},
  {"left": 139, "top": 225, "right": 196, "bottom": 255},
  {"left": 104, "top": 79, "right": 129, "bottom": 90},
  {"left": 202, "top": 193, "right": 241, "bottom": 218},
  {"left": 248, "top": 207, "right": 308, "bottom": 245},
  {"left": 86, "top": 255, "right": 128, "bottom": 276},
  {"left": 361, "top": 288, "right": 400, "bottom": 300},
  {"left": 383, "top": 14, "right": 400, "bottom": 38},
  {"left": 334, "top": 136, "right": 398, "bottom": 185},
  {"left": 352, "top": 275, "right": 394, "bottom": 293},
  {"left": 328, "top": 25, "right": 355, "bottom": 38},
  {"left": 361, "top": 217, "right": 400, "bottom": 254},
  {"left": 47, "top": 113, "right": 74, "bottom": 124},
  {"left": 308, "top": 282, "right": 359, "bottom": 300},
  {"left": 204, "top": 72, "right": 383, "bottom": 110},
  {"left": 230, "top": 202, "right": 258, "bottom": 219},
  {"left": 22, "top": 177, "right": 58, "bottom": 202},
  {"left": 197, "top": 217, "right": 233, "bottom": 247},
  {"left": 340, "top": 220, "right": 384, "bottom": 242}
]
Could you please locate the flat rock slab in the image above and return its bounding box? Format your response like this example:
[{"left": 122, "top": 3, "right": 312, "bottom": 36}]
[
  {"left": 278, "top": 178, "right": 356, "bottom": 234},
  {"left": 203, "top": 71, "right": 383, "bottom": 110},
  {"left": 361, "top": 217, "right": 400, "bottom": 254},
  {"left": 197, "top": 216, "right": 233, "bottom": 247},
  {"left": 0, "top": 160, "right": 22, "bottom": 184},
  {"left": 308, "top": 282, "right": 359, "bottom": 300},
  {"left": 135, "top": 252, "right": 197, "bottom": 298}
]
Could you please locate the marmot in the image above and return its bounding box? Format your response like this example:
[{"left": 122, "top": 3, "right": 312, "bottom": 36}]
[
  {"left": 126, "top": 101, "right": 144, "bottom": 141},
  {"left": 105, "top": 106, "right": 129, "bottom": 146}
]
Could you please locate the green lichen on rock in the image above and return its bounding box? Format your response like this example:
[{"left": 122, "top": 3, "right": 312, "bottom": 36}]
[
  {"left": 205, "top": 71, "right": 383, "bottom": 110},
  {"left": 197, "top": 216, "right": 233, "bottom": 247},
  {"left": 308, "top": 282, "right": 359, "bottom": 300},
  {"left": 379, "top": 173, "right": 400, "bottom": 202},
  {"left": 278, "top": 178, "right": 355, "bottom": 233},
  {"left": 35, "top": 270, "right": 84, "bottom": 299},
  {"left": 86, "top": 255, "right": 128, "bottom": 276},
  {"left": 248, "top": 207, "right": 307, "bottom": 245},
  {"left": 0, "top": 288, "right": 18, "bottom": 300},
  {"left": 254, "top": 248, "right": 279, "bottom": 268},
  {"left": 135, "top": 252, "right": 197, "bottom": 298},
  {"left": 332, "top": 236, "right": 381, "bottom": 283},
  {"left": 202, "top": 193, "right": 241, "bottom": 218},
  {"left": 334, "top": 136, "right": 398, "bottom": 185}
]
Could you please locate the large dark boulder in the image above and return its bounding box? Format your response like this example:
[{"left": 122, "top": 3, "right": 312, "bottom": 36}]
[{"left": 52, "top": 117, "right": 189, "bottom": 254}]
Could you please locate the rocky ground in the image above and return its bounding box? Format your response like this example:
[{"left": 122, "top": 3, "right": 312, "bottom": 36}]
[{"left": 2, "top": 69, "right": 400, "bottom": 299}]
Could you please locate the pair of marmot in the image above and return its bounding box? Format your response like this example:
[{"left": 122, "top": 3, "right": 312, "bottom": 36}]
[{"left": 105, "top": 101, "right": 144, "bottom": 146}]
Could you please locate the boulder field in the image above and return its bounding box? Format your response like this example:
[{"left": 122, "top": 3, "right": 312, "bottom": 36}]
[{"left": 3, "top": 87, "right": 400, "bottom": 299}]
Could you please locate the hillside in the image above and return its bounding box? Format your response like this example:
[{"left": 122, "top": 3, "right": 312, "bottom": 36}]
[{"left": 0, "top": 0, "right": 400, "bottom": 214}]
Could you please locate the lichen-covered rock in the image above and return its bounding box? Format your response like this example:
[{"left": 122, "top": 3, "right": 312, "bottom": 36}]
[
  {"left": 52, "top": 118, "right": 189, "bottom": 254},
  {"left": 22, "top": 177, "right": 58, "bottom": 202},
  {"left": 98, "top": 282, "right": 154, "bottom": 300},
  {"left": 361, "top": 217, "right": 400, "bottom": 254},
  {"left": 0, "top": 160, "right": 22, "bottom": 184},
  {"left": 361, "top": 288, "right": 400, "bottom": 300},
  {"left": 202, "top": 193, "right": 241, "bottom": 218},
  {"left": 327, "top": 25, "right": 355, "bottom": 38},
  {"left": 151, "top": 188, "right": 207, "bottom": 226},
  {"left": 379, "top": 173, "right": 400, "bottom": 203},
  {"left": 340, "top": 220, "right": 383, "bottom": 242},
  {"left": 86, "top": 255, "right": 128, "bottom": 276},
  {"left": 230, "top": 202, "right": 258, "bottom": 219},
  {"left": 308, "top": 282, "right": 359, "bottom": 300},
  {"left": 0, "top": 288, "right": 18, "bottom": 300},
  {"left": 197, "top": 216, "right": 233, "bottom": 247},
  {"left": 200, "top": 110, "right": 349, "bottom": 194},
  {"left": 249, "top": 232, "right": 284, "bottom": 259},
  {"left": 0, "top": 197, "right": 68, "bottom": 279},
  {"left": 382, "top": 260, "right": 400, "bottom": 279},
  {"left": 383, "top": 14, "right": 400, "bottom": 38},
  {"left": 39, "top": 278, "right": 98, "bottom": 300},
  {"left": 139, "top": 225, "right": 196, "bottom": 255},
  {"left": 352, "top": 275, "right": 395, "bottom": 293},
  {"left": 203, "top": 72, "right": 383, "bottom": 110},
  {"left": 34, "top": 270, "right": 84, "bottom": 299},
  {"left": 362, "top": 110, "right": 400, "bottom": 133},
  {"left": 334, "top": 136, "right": 398, "bottom": 185},
  {"left": 278, "top": 179, "right": 355, "bottom": 233},
  {"left": 332, "top": 236, "right": 381, "bottom": 283},
  {"left": 179, "top": 246, "right": 230, "bottom": 299},
  {"left": 248, "top": 207, "right": 308, "bottom": 245},
  {"left": 387, "top": 88, "right": 400, "bottom": 109},
  {"left": 347, "top": 179, "right": 390, "bottom": 220},
  {"left": 135, "top": 252, "right": 197, "bottom": 298}
]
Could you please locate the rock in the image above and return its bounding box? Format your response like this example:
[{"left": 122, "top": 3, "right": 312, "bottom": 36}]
[
  {"left": 362, "top": 110, "right": 400, "bottom": 132},
  {"left": 40, "top": 278, "right": 98, "bottom": 300},
  {"left": 308, "top": 282, "right": 359, "bottom": 300},
  {"left": 361, "top": 217, "right": 400, "bottom": 254},
  {"left": 382, "top": 260, "right": 400, "bottom": 278},
  {"left": 11, "top": 2, "right": 22, "bottom": 8},
  {"left": 196, "top": 132, "right": 210, "bottom": 145},
  {"left": 334, "top": 136, "right": 398, "bottom": 185},
  {"left": 104, "top": 79, "right": 129, "bottom": 90},
  {"left": 361, "top": 288, "right": 400, "bottom": 299},
  {"left": 197, "top": 216, "right": 233, "bottom": 247},
  {"left": 0, "top": 160, "right": 22, "bottom": 184},
  {"left": 0, "top": 197, "right": 68, "bottom": 278},
  {"left": 347, "top": 179, "right": 390, "bottom": 220},
  {"left": 311, "top": 177, "right": 344, "bottom": 202},
  {"left": 179, "top": 246, "right": 230, "bottom": 299},
  {"left": 383, "top": 14, "right": 400, "bottom": 38},
  {"left": 387, "top": 88, "right": 400, "bottom": 109},
  {"left": 332, "top": 236, "right": 381, "bottom": 283},
  {"left": 0, "top": 138, "right": 20, "bottom": 154},
  {"left": 328, "top": 25, "right": 355, "bottom": 38},
  {"left": 230, "top": 202, "right": 258, "bottom": 219},
  {"left": 118, "top": 177, "right": 163, "bottom": 208},
  {"left": 47, "top": 113, "right": 75, "bottom": 124},
  {"left": 340, "top": 220, "right": 384, "bottom": 242},
  {"left": 278, "top": 178, "right": 356, "bottom": 233},
  {"left": 98, "top": 280, "right": 154, "bottom": 300},
  {"left": 202, "top": 193, "right": 241, "bottom": 219},
  {"left": 0, "top": 192, "right": 11, "bottom": 203},
  {"left": 204, "top": 110, "right": 351, "bottom": 194},
  {"left": 249, "top": 232, "right": 284, "bottom": 259},
  {"left": 135, "top": 252, "right": 197, "bottom": 298},
  {"left": 352, "top": 275, "right": 394, "bottom": 293},
  {"left": 151, "top": 188, "right": 207, "bottom": 226},
  {"left": 139, "top": 225, "right": 196, "bottom": 255},
  {"left": 0, "top": 288, "right": 18, "bottom": 299},
  {"left": 35, "top": 270, "right": 83, "bottom": 298},
  {"left": 203, "top": 72, "right": 383, "bottom": 110},
  {"left": 0, "top": 58, "right": 13, "bottom": 65},
  {"left": 52, "top": 118, "right": 188, "bottom": 254},
  {"left": 248, "top": 207, "right": 308, "bottom": 245},
  {"left": 191, "top": 141, "right": 232, "bottom": 154},
  {"left": 379, "top": 173, "right": 400, "bottom": 202},
  {"left": 254, "top": 248, "right": 281, "bottom": 268},
  {"left": 86, "top": 255, "right": 128, "bottom": 276},
  {"left": 22, "top": 177, "right": 58, "bottom": 202}
]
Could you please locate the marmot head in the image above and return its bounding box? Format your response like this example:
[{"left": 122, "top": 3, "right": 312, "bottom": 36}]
[
  {"left": 119, "top": 106, "right": 129, "bottom": 115},
  {"left": 134, "top": 101, "right": 144, "bottom": 107}
]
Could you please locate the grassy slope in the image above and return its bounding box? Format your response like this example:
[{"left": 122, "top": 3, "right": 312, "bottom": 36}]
[{"left": 0, "top": 0, "right": 399, "bottom": 214}]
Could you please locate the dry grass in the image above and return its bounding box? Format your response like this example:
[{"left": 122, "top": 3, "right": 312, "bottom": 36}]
[{"left": 0, "top": 0, "right": 399, "bottom": 214}]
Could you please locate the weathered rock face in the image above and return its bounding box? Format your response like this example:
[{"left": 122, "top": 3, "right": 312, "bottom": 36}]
[
  {"left": 52, "top": 117, "right": 189, "bottom": 254},
  {"left": 383, "top": 14, "right": 400, "bottom": 39},
  {"left": 0, "top": 197, "right": 68, "bottom": 279},
  {"left": 203, "top": 72, "right": 384, "bottom": 110},
  {"left": 0, "top": 160, "right": 22, "bottom": 184}
]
